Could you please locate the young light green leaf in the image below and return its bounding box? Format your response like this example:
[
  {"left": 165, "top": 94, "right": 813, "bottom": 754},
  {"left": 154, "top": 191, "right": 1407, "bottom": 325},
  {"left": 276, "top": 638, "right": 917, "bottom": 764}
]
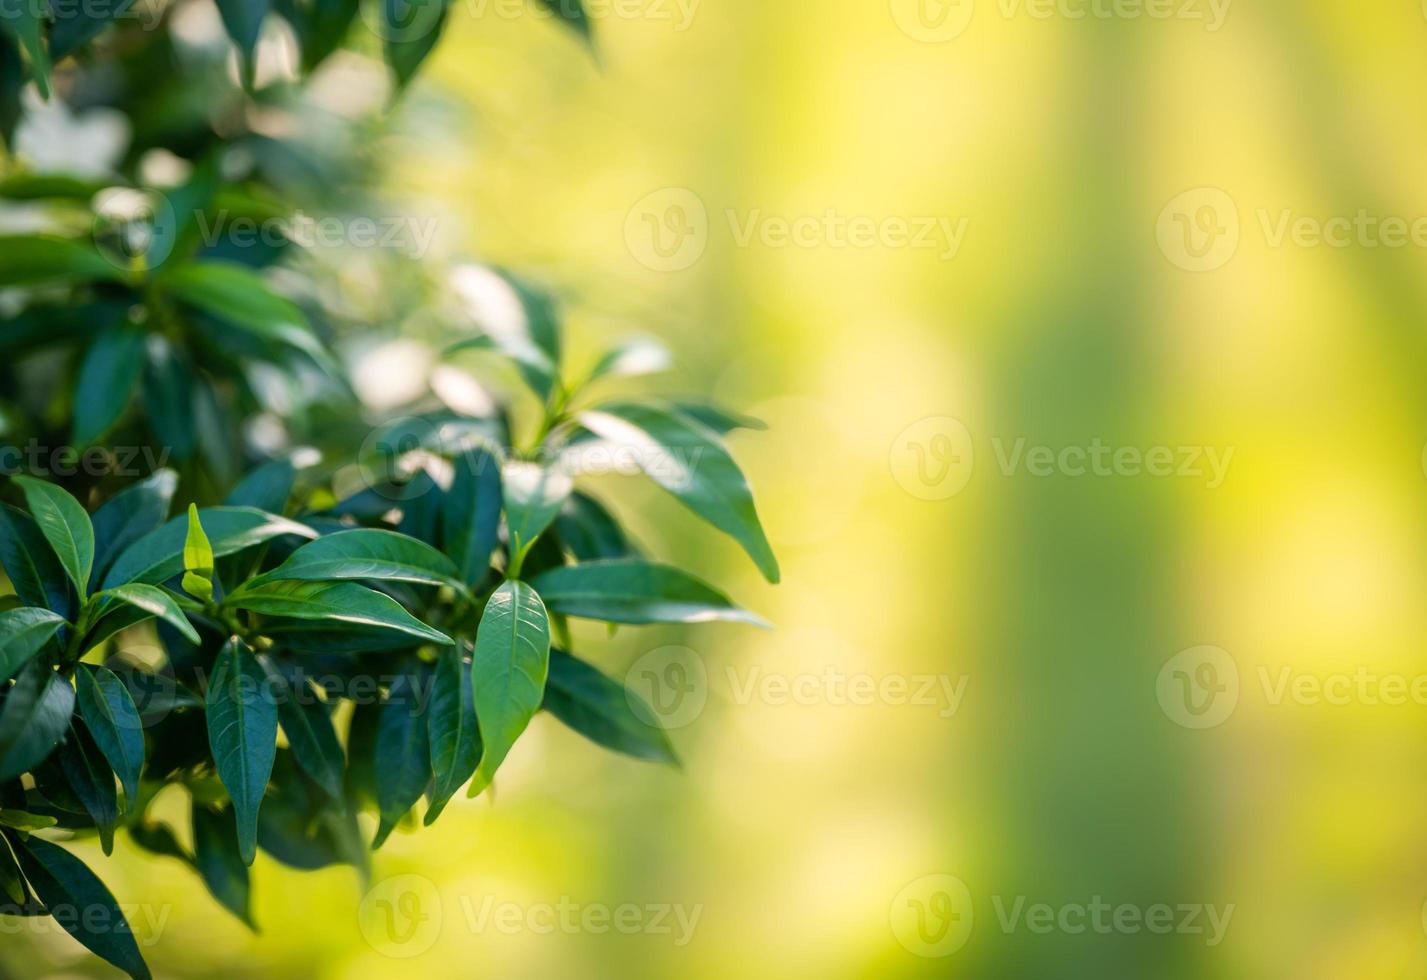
[
  {"left": 374, "top": 665, "right": 432, "bottom": 847},
  {"left": 502, "top": 461, "right": 573, "bottom": 568},
  {"left": 469, "top": 580, "right": 550, "bottom": 795},
  {"left": 14, "top": 836, "right": 152, "bottom": 980},
  {"left": 249, "top": 528, "right": 462, "bottom": 591},
  {"left": 93, "top": 583, "right": 201, "bottom": 644},
  {"left": 0, "top": 607, "right": 66, "bottom": 684},
  {"left": 543, "top": 649, "right": 677, "bottom": 765},
  {"left": 530, "top": 559, "right": 769, "bottom": 627},
  {"left": 224, "top": 580, "right": 452, "bottom": 646},
  {"left": 578, "top": 402, "right": 779, "bottom": 583},
  {"left": 192, "top": 802, "right": 254, "bottom": 929},
  {"left": 0, "top": 661, "right": 75, "bottom": 781},
  {"left": 425, "top": 645, "right": 479, "bottom": 825},
  {"left": 72, "top": 324, "right": 146, "bottom": 448},
  {"left": 13, "top": 475, "right": 95, "bottom": 602},
  {"left": 205, "top": 639, "right": 278, "bottom": 866},
  {"left": 260, "top": 659, "right": 345, "bottom": 802},
  {"left": 75, "top": 664, "right": 144, "bottom": 807},
  {"left": 181, "top": 504, "right": 215, "bottom": 604},
  {"left": 103, "top": 506, "right": 317, "bottom": 588},
  {"left": 89, "top": 470, "right": 178, "bottom": 591}
]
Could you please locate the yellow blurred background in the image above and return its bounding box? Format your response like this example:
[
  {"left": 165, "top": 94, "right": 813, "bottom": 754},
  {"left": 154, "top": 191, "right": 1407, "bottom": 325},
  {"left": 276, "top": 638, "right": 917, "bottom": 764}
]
[{"left": 13, "top": 0, "right": 1427, "bottom": 976}]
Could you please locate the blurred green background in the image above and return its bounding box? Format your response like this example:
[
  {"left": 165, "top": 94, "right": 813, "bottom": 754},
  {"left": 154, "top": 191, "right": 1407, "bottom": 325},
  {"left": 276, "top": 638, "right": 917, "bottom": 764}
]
[{"left": 11, "top": 0, "right": 1427, "bottom": 977}]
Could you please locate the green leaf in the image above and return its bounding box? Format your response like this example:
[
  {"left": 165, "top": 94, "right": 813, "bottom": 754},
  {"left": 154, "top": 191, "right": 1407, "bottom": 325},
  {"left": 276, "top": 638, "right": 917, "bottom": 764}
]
[
  {"left": 53, "top": 720, "right": 118, "bottom": 855},
  {"left": 425, "top": 645, "right": 479, "bottom": 824},
  {"left": 214, "top": 0, "right": 269, "bottom": 83},
  {"left": 669, "top": 401, "right": 767, "bottom": 434},
  {"left": 0, "top": 505, "right": 76, "bottom": 619},
  {"left": 587, "top": 337, "right": 671, "bottom": 383},
  {"left": 0, "top": 808, "right": 57, "bottom": 830},
  {"left": 260, "top": 659, "right": 344, "bottom": 802},
  {"left": 158, "top": 261, "right": 330, "bottom": 370},
  {"left": 192, "top": 802, "right": 254, "bottom": 929},
  {"left": 13, "top": 475, "right": 95, "bottom": 603},
  {"left": 0, "top": 6, "right": 46, "bottom": 97},
  {"left": 535, "top": 0, "right": 591, "bottom": 44},
  {"left": 286, "top": 0, "right": 358, "bottom": 70},
  {"left": 530, "top": 559, "right": 769, "bottom": 627},
  {"left": 14, "top": 836, "right": 152, "bottom": 980},
  {"left": 142, "top": 339, "right": 196, "bottom": 462},
  {"left": 103, "top": 506, "right": 318, "bottom": 588},
  {"left": 0, "top": 235, "right": 121, "bottom": 286},
  {"left": 578, "top": 402, "right": 779, "bottom": 583},
  {"left": 224, "top": 580, "right": 453, "bottom": 646},
  {"left": 469, "top": 580, "right": 550, "bottom": 795},
  {"left": 205, "top": 639, "right": 278, "bottom": 866},
  {"left": 383, "top": 0, "right": 447, "bottom": 89},
  {"left": 129, "top": 822, "right": 194, "bottom": 865},
  {"left": 89, "top": 470, "right": 178, "bottom": 591},
  {"left": 92, "top": 583, "right": 201, "bottom": 644},
  {"left": 373, "top": 665, "right": 431, "bottom": 847},
  {"left": 544, "top": 649, "right": 677, "bottom": 765},
  {"left": 0, "top": 831, "right": 27, "bottom": 908},
  {"left": 443, "top": 444, "right": 503, "bottom": 586},
  {"left": 225, "top": 457, "right": 298, "bottom": 513},
  {"left": 0, "top": 607, "right": 66, "bottom": 684},
  {"left": 445, "top": 333, "right": 557, "bottom": 403},
  {"left": 181, "top": 503, "right": 215, "bottom": 604},
  {"left": 73, "top": 324, "right": 146, "bottom": 448},
  {"left": 0, "top": 660, "right": 75, "bottom": 781},
  {"left": 49, "top": 0, "right": 135, "bottom": 60},
  {"left": 252, "top": 528, "right": 462, "bottom": 591},
  {"left": 553, "top": 491, "right": 636, "bottom": 561},
  {"left": 502, "top": 461, "right": 573, "bottom": 566},
  {"left": 75, "top": 664, "right": 144, "bottom": 807}
]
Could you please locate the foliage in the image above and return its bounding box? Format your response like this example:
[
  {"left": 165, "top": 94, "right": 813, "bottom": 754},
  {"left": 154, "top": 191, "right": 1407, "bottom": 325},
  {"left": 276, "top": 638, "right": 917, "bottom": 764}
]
[{"left": 0, "top": 2, "right": 776, "bottom": 975}]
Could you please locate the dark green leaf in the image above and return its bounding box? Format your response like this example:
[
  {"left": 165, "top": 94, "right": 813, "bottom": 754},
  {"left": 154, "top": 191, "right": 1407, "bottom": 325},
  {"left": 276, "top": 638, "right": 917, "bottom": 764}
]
[
  {"left": 443, "top": 444, "right": 502, "bottom": 585},
  {"left": 214, "top": 0, "right": 270, "bottom": 82},
  {"left": 225, "top": 580, "right": 452, "bottom": 645},
  {"left": 579, "top": 401, "right": 779, "bottom": 582},
  {"left": 544, "top": 649, "right": 677, "bottom": 765},
  {"left": 531, "top": 559, "right": 768, "bottom": 627},
  {"left": 0, "top": 607, "right": 66, "bottom": 683},
  {"left": 72, "top": 324, "right": 146, "bottom": 448},
  {"left": 374, "top": 665, "right": 431, "bottom": 847},
  {"left": 553, "top": 491, "right": 636, "bottom": 560},
  {"left": 14, "top": 835, "right": 152, "bottom": 980},
  {"left": 49, "top": 0, "right": 136, "bottom": 60},
  {"left": 255, "top": 528, "right": 461, "bottom": 590},
  {"left": 192, "top": 802, "right": 254, "bottom": 928},
  {"left": 470, "top": 580, "right": 549, "bottom": 795},
  {"left": 89, "top": 470, "right": 178, "bottom": 591},
  {"left": 383, "top": 0, "right": 447, "bottom": 89},
  {"left": 536, "top": 0, "right": 590, "bottom": 41},
  {"left": 502, "top": 461, "right": 572, "bottom": 563},
  {"left": 103, "top": 506, "right": 318, "bottom": 588},
  {"left": 142, "top": 339, "right": 196, "bottom": 462},
  {"left": 129, "top": 822, "right": 194, "bottom": 865},
  {"left": 0, "top": 235, "right": 120, "bottom": 286},
  {"left": 226, "top": 457, "right": 298, "bottom": 513},
  {"left": 205, "top": 639, "right": 277, "bottom": 866},
  {"left": 53, "top": 720, "right": 118, "bottom": 855},
  {"left": 0, "top": 505, "right": 75, "bottom": 619},
  {"left": 669, "top": 400, "right": 767, "bottom": 434},
  {"left": 0, "top": 661, "right": 75, "bottom": 781},
  {"left": 13, "top": 475, "right": 94, "bottom": 602},
  {"left": 75, "top": 664, "right": 144, "bottom": 807},
  {"left": 425, "top": 645, "right": 478, "bottom": 824},
  {"left": 261, "top": 659, "right": 344, "bottom": 801}
]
